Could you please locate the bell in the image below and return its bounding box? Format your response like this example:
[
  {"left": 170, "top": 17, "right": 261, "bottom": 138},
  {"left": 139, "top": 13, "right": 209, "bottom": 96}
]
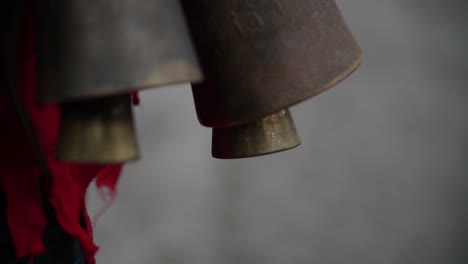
[
  {"left": 212, "top": 109, "right": 301, "bottom": 159},
  {"left": 35, "top": 0, "right": 202, "bottom": 103},
  {"left": 182, "top": 0, "right": 362, "bottom": 128},
  {"left": 55, "top": 95, "right": 139, "bottom": 163}
]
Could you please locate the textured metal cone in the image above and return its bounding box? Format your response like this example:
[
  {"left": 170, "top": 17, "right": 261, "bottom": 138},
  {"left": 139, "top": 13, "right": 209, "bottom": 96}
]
[
  {"left": 56, "top": 95, "right": 139, "bottom": 163},
  {"left": 36, "top": 0, "right": 202, "bottom": 103},
  {"left": 212, "top": 109, "right": 301, "bottom": 159},
  {"left": 182, "top": 0, "right": 362, "bottom": 128}
]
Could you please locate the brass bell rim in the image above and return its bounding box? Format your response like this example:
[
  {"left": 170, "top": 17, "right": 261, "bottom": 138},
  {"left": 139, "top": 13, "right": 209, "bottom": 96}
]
[
  {"left": 212, "top": 142, "right": 301, "bottom": 160},
  {"left": 40, "top": 76, "right": 204, "bottom": 104},
  {"left": 197, "top": 54, "right": 363, "bottom": 129},
  {"left": 211, "top": 109, "right": 302, "bottom": 159},
  {"left": 55, "top": 95, "right": 141, "bottom": 164},
  {"left": 54, "top": 152, "right": 141, "bottom": 164}
]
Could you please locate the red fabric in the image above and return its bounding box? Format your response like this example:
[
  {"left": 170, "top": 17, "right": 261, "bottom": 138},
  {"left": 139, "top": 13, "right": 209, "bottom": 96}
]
[
  {"left": 0, "top": 4, "right": 126, "bottom": 263},
  {"left": 131, "top": 92, "right": 141, "bottom": 106}
]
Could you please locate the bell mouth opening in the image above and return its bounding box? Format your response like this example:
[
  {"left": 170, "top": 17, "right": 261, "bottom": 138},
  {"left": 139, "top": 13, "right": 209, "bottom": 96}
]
[
  {"left": 39, "top": 73, "right": 203, "bottom": 105},
  {"left": 212, "top": 143, "right": 301, "bottom": 160}
]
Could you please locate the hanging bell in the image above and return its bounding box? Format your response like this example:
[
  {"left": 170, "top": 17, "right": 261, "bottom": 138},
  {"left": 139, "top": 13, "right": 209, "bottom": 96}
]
[
  {"left": 212, "top": 109, "right": 301, "bottom": 159},
  {"left": 35, "top": 0, "right": 202, "bottom": 163},
  {"left": 55, "top": 95, "right": 139, "bottom": 163},
  {"left": 182, "top": 0, "right": 362, "bottom": 128},
  {"left": 35, "top": 0, "right": 202, "bottom": 103}
]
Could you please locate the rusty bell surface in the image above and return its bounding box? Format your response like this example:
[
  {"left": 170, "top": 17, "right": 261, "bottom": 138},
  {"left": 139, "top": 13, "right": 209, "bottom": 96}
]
[
  {"left": 35, "top": 0, "right": 202, "bottom": 103},
  {"left": 182, "top": 0, "right": 362, "bottom": 128}
]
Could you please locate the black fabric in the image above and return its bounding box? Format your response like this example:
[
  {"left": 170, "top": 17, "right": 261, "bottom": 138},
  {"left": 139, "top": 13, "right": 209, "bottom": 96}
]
[
  {"left": 0, "top": 191, "right": 18, "bottom": 263},
  {"left": 0, "top": 191, "right": 87, "bottom": 264}
]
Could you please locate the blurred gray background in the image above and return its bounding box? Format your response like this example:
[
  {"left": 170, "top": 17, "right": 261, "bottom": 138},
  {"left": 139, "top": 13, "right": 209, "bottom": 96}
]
[{"left": 88, "top": 0, "right": 468, "bottom": 263}]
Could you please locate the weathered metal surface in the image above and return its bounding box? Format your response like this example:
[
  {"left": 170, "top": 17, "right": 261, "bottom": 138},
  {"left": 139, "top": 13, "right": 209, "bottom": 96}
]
[
  {"left": 182, "top": 0, "right": 362, "bottom": 128},
  {"left": 212, "top": 109, "right": 301, "bottom": 159},
  {"left": 36, "top": 0, "right": 202, "bottom": 103},
  {"left": 56, "top": 95, "right": 139, "bottom": 163}
]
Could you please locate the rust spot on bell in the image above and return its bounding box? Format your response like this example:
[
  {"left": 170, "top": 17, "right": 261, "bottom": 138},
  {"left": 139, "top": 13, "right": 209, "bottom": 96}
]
[{"left": 182, "top": 0, "right": 362, "bottom": 128}]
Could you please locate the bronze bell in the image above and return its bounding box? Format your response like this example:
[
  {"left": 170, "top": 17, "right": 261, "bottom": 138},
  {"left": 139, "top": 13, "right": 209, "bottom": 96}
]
[
  {"left": 56, "top": 95, "right": 139, "bottom": 163},
  {"left": 212, "top": 109, "right": 301, "bottom": 159},
  {"left": 182, "top": 0, "right": 362, "bottom": 158},
  {"left": 35, "top": 0, "right": 202, "bottom": 103},
  {"left": 182, "top": 0, "right": 362, "bottom": 128},
  {"left": 34, "top": 0, "right": 202, "bottom": 163}
]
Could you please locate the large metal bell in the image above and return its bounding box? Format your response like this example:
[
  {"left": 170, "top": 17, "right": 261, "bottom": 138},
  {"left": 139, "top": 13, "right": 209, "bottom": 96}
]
[
  {"left": 56, "top": 95, "right": 139, "bottom": 163},
  {"left": 212, "top": 109, "right": 301, "bottom": 159},
  {"left": 182, "top": 0, "right": 362, "bottom": 128},
  {"left": 35, "top": 0, "right": 202, "bottom": 103}
]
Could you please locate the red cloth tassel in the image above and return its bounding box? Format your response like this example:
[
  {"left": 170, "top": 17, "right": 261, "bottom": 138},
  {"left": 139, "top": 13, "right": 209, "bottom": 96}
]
[{"left": 0, "top": 3, "right": 127, "bottom": 263}]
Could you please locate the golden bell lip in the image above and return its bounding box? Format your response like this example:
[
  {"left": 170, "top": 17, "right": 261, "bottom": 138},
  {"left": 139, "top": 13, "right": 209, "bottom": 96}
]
[
  {"left": 55, "top": 95, "right": 140, "bottom": 164},
  {"left": 212, "top": 109, "right": 301, "bottom": 159}
]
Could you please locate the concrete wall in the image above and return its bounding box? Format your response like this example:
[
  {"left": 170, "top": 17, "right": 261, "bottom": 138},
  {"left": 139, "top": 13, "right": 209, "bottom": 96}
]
[{"left": 88, "top": 1, "right": 468, "bottom": 263}]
